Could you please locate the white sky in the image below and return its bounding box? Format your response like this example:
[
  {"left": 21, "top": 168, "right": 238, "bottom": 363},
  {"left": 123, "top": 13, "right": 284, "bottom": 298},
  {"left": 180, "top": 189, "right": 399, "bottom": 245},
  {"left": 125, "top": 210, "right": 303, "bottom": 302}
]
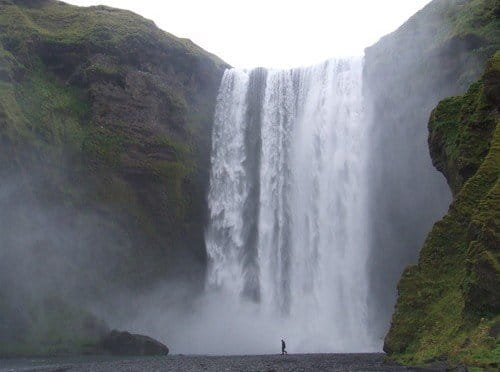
[{"left": 64, "top": 0, "right": 432, "bottom": 68}]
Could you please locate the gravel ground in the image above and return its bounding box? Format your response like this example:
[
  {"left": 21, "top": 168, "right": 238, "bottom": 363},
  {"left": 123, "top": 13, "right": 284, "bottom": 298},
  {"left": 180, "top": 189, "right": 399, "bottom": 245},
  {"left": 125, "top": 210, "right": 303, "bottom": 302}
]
[{"left": 0, "top": 353, "right": 439, "bottom": 372}]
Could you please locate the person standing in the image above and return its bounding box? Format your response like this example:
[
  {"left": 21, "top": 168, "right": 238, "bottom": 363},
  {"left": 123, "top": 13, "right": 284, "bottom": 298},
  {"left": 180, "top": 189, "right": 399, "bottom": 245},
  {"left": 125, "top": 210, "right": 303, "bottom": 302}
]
[{"left": 281, "top": 339, "right": 287, "bottom": 355}]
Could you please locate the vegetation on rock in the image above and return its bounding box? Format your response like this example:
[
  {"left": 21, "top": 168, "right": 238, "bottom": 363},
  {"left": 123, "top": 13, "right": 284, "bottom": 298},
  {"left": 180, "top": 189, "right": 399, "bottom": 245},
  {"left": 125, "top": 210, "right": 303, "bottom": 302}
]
[
  {"left": 363, "top": 0, "right": 499, "bottom": 339},
  {"left": 384, "top": 52, "right": 500, "bottom": 369},
  {"left": 0, "top": 0, "right": 227, "bottom": 356}
]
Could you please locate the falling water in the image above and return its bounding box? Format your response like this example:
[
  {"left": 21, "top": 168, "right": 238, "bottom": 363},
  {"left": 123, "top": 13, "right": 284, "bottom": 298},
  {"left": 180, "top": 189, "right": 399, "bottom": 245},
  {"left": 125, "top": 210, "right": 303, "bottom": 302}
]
[{"left": 205, "top": 58, "right": 377, "bottom": 352}]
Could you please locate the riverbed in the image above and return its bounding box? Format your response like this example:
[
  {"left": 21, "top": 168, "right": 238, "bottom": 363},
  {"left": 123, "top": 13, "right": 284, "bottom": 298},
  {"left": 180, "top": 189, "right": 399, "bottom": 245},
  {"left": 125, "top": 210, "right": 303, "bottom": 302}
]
[{"left": 0, "top": 353, "right": 429, "bottom": 371}]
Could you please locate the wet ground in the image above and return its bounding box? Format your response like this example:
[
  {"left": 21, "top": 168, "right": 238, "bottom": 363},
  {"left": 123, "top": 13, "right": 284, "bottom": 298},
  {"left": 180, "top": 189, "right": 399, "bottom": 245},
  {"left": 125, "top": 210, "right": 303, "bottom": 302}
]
[{"left": 0, "top": 353, "right": 439, "bottom": 371}]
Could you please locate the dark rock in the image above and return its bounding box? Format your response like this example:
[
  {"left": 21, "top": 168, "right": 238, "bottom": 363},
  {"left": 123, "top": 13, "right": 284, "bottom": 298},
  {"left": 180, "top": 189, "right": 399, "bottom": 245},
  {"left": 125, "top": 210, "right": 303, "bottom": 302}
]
[
  {"left": 101, "top": 330, "right": 169, "bottom": 356},
  {"left": 488, "top": 322, "right": 500, "bottom": 338}
]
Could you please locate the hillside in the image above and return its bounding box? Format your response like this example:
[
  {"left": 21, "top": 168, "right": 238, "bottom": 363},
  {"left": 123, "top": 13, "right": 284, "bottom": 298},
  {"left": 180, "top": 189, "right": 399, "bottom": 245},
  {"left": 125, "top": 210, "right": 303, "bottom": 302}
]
[{"left": 0, "top": 0, "right": 227, "bottom": 356}]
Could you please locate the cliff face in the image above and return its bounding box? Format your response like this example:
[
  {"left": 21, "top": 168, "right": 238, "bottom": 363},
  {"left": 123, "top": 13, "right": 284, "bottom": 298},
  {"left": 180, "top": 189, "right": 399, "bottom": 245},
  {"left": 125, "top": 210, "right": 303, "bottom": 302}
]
[
  {"left": 0, "top": 0, "right": 227, "bottom": 355},
  {"left": 384, "top": 52, "right": 499, "bottom": 368},
  {"left": 365, "top": 0, "right": 499, "bottom": 366},
  {"left": 363, "top": 0, "right": 499, "bottom": 340}
]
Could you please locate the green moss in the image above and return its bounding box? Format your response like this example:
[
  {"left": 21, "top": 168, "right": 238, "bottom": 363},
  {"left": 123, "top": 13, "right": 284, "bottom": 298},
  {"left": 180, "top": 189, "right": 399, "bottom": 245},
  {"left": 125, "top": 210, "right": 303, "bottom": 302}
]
[
  {"left": 444, "top": 0, "right": 500, "bottom": 48},
  {"left": 429, "top": 76, "right": 496, "bottom": 194},
  {"left": 82, "top": 127, "right": 125, "bottom": 168},
  {"left": 0, "top": 0, "right": 225, "bottom": 67},
  {"left": 0, "top": 0, "right": 203, "bottom": 224},
  {"left": 18, "top": 62, "right": 90, "bottom": 146},
  {"left": 385, "top": 53, "right": 500, "bottom": 368},
  {"left": 0, "top": 42, "right": 30, "bottom": 144}
]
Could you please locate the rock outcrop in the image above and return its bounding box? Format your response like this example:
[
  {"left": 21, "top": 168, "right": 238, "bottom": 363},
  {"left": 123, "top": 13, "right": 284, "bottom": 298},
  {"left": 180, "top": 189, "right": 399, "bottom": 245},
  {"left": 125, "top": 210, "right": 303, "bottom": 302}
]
[
  {"left": 384, "top": 52, "right": 499, "bottom": 368},
  {"left": 101, "top": 330, "right": 169, "bottom": 356}
]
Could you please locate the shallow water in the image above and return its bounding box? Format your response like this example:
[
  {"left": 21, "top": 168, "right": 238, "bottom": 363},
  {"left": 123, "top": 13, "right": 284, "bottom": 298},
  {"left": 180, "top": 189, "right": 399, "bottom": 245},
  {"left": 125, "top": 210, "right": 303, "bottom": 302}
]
[{"left": 0, "top": 353, "right": 420, "bottom": 371}]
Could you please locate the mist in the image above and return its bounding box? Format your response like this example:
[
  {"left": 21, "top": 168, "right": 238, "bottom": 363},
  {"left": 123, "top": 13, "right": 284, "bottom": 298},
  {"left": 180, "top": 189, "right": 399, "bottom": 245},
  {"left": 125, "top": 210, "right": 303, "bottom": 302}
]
[
  {"left": 129, "top": 58, "right": 382, "bottom": 355},
  {"left": 114, "top": 285, "right": 284, "bottom": 355},
  {"left": 0, "top": 157, "right": 203, "bottom": 351},
  {"left": 0, "top": 172, "right": 122, "bottom": 347},
  {"left": 114, "top": 283, "right": 375, "bottom": 355}
]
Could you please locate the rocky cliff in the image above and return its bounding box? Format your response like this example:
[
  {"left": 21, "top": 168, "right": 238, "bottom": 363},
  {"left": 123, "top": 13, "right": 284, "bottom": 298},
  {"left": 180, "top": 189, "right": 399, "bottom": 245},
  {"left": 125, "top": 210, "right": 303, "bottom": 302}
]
[
  {"left": 384, "top": 51, "right": 499, "bottom": 368},
  {"left": 0, "top": 0, "right": 227, "bottom": 356},
  {"left": 363, "top": 0, "right": 499, "bottom": 341}
]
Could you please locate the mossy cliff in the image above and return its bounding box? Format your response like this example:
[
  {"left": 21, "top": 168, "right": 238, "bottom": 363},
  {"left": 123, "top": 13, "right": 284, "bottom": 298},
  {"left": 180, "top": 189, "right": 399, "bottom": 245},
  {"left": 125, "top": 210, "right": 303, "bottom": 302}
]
[
  {"left": 384, "top": 52, "right": 499, "bottom": 368},
  {"left": 366, "top": 0, "right": 500, "bottom": 366},
  {"left": 0, "top": 0, "right": 227, "bottom": 356},
  {"left": 363, "top": 0, "right": 499, "bottom": 339}
]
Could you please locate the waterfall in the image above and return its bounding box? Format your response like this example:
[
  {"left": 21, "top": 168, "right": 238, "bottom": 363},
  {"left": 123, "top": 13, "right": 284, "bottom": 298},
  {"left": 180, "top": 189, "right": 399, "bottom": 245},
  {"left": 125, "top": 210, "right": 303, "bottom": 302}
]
[{"left": 205, "top": 58, "right": 377, "bottom": 352}]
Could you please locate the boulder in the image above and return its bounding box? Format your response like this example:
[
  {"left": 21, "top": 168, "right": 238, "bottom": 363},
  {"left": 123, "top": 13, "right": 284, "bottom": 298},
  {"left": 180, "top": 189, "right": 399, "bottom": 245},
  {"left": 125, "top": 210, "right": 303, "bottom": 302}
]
[{"left": 101, "top": 330, "right": 169, "bottom": 356}]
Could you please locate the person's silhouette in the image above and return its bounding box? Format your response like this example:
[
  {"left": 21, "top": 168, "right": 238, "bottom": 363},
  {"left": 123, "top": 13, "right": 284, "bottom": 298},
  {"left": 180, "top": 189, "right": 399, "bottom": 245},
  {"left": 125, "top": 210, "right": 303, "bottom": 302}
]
[{"left": 281, "top": 339, "right": 287, "bottom": 355}]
